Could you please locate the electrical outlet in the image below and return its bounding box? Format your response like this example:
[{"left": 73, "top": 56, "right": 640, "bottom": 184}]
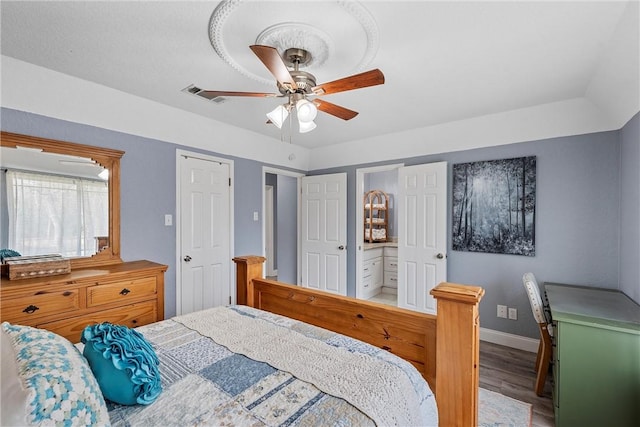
[
  {"left": 497, "top": 305, "right": 507, "bottom": 319},
  {"left": 508, "top": 308, "right": 518, "bottom": 320}
]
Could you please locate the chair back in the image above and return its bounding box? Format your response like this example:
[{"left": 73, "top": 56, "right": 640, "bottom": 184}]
[{"left": 523, "top": 272, "right": 546, "bottom": 324}]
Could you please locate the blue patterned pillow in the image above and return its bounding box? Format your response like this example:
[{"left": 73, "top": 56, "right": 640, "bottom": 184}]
[
  {"left": 81, "top": 323, "right": 162, "bottom": 405},
  {"left": 1, "top": 322, "right": 110, "bottom": 426}
]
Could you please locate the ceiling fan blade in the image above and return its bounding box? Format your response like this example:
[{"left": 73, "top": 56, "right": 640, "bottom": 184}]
[
  {"left": 312, "top": 69, "right": 385, "bottom": 95},
  {"left": 250, "top": 45, "right": 298, "bottom": 91},
  {"left": 197, "top": 90, "right": 277, "bottom": 100},
  {"left": 315, "top": 99, "right": 359, "bottom": 121}
]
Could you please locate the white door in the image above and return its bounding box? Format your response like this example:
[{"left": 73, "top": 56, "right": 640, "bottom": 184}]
[
  {"left": 301, "top": 173, "right": 347, "bottom": 295},
  {"left": 398, "top": 162, "right": 447, "bottom": 314},
  {"left": 178, "top": 154, "right": 231, "bottom": 315}
]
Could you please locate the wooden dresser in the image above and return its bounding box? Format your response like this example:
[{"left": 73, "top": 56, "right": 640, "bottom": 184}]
[{"left": 1, "top": 260, "right": 167, "bottom": 342}]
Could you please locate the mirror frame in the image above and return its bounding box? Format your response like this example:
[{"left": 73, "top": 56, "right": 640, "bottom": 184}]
[{"left": 1, "top": 131, "right": 124, "bottom": 269}]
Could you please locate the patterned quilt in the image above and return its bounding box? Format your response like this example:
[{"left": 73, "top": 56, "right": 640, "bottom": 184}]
[{"left": 106, "top": 305, "right": 437, "bottom": 426}]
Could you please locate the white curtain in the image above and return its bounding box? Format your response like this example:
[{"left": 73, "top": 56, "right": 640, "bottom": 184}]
[{"left": 6, "top": 170, "right": 108, "bottom": 257}]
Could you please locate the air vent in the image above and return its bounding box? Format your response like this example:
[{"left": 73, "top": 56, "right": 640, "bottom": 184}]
[
  {"left": 208, "top": 96, "right": 226, "bottom": 104},
  {"left": 186, "top": 85, "right": 202, "bottom": 94},
  {"left": 182, "top": 84, "right": 226, "bottom": 104}
]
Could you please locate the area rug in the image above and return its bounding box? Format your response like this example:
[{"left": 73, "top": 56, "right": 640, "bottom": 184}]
[{"left": 478, "top": 387, "right": 533, "bottom": 427}]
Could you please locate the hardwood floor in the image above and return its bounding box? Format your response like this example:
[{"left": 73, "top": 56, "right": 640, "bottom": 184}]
[{"left": 480, "top": 340, "right": 555, "bottom": 427}]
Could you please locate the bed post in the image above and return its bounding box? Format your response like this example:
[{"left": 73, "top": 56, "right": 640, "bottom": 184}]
[
  {"left": 232, "top": 255, "right": 266, "bottom": 306},
  {"left": 431, "top": 282, "right": 485, "bottom": 427}
]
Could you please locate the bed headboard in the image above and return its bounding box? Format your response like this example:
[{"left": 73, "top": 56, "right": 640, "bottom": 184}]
[{"left": 234, "top": 255, "right": 484, "bottom": 427}]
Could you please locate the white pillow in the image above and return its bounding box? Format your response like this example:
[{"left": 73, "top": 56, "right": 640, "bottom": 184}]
[
  {"left": 1, "top": 325, "right": 31, "bottom": 426},
  {"left": 1, "top": 322, "right": 110, "bottom": 426}
]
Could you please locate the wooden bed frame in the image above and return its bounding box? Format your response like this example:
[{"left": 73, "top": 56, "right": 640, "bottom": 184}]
[{"left": 234, "top": 256, "right": 485, "bottom": 427}]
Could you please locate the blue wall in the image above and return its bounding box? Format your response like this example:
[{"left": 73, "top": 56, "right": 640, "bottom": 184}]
[
  {"left": 311, "top": 129, "right": 624, "bottom": 338},
  {"left": 265, "top": 172, "right": 278, "bottom": 269},
  {"left": 276, "top": 174, "right": 297, "bottom": 284},
  {"left": 1, "top": 108, "right": 302, "bottom": 318},
  {"left": 619, "top": 112, "right": 640, "bottom": 303},
  {"left": 2, "top": 107, "right": 636, "bottom": 339}
]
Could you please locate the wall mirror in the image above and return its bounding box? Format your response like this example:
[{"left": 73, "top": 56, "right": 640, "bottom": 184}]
[{"left": 1, "top": 131, "right": 123, "bottom": 269}]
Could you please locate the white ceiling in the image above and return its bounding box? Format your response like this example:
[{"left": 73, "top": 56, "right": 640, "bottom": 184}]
[{"left": 1, "top": 1, "right": 638, "bottom": 162}]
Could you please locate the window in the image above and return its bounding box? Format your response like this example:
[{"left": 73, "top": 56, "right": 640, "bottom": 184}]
[{"left": 6, "top": 170, "right": 108, "bottom": 257}]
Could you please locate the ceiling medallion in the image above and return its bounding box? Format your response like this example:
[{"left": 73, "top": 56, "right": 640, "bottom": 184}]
[
  {"left": 255, "top": 23, "right": 331, "bottom": 69},
  {"left": 209, "top": 0, "right": 380, "bottom": 86}
]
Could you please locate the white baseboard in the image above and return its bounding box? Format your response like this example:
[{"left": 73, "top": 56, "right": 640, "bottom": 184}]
[{"left": 480, "top": 328, "right": 539, "bottom": 353}]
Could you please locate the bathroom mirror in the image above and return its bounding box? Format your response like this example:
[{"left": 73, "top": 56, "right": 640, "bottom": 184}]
[{"left": 1, "top": 131, "right": 123, "bottom": 269}]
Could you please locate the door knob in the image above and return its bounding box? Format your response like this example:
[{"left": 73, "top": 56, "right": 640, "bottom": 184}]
[
  {"left": 184, "top": 255, "right": 192, "bottom": 262},
  {"left": 338, "top": 245, "right": 345, "bottom": 250},
  {"left": 436, "top": 253, "right": 445, "bottom": 259}
]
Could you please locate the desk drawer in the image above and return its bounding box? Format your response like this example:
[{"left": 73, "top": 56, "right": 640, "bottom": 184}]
[
  {"left": 1, "top": 289, "right": 80, "bottom": 324},
  {"left": 87, "top": 277, "right": 156, "bottom": 307}
]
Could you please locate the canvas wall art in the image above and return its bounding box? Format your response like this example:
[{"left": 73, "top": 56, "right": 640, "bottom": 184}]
[{"left": 452, "top": 156, "right": 536, "bottom": 256}]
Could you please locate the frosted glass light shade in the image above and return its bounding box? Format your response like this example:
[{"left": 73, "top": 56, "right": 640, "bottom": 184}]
[
  {"left": 298, "top": 120, "right": 317, "bottom": 133},
  {"left": 266, "top": 105, "right": 289, "bottom": 129},
  {"left": 296, "top": 99, "right": 318, "bottom": 123}
]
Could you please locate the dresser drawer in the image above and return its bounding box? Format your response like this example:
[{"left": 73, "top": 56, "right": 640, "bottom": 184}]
[
  {"left": 1, "top": 289, "right": 80, "bottom": 324},
  {"left": 87, "top": 276, "right": 156, "bottom": 307},
  {"left": 39, "top": 301, "right": 158, "bottom": 343}
]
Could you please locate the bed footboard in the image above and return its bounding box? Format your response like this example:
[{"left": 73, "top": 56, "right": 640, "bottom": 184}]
[{"left": 233, "top": 256, "right": 484, "bottom": 427}]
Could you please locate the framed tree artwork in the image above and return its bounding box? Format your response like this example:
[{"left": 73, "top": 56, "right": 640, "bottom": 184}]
[{"left": 452, "top": 156, "right": 536, "bottom": 256}]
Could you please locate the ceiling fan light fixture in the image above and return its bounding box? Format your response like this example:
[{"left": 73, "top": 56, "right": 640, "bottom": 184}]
[
  {"left": 266, "top": 104, "right": 289, "bottom": 129},
  {"left": 298, "top": 120, "right": 317, "bottom": 134},
  {"left": 296, "top": 99, "right": 318, "bottom": 123}
]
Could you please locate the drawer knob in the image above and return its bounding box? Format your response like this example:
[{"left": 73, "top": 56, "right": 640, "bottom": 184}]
[
  {"left": 119, "top": 288, "right": 131, "bottom": 295},
  {"left": 23, "top": 304, "right": 40, "bottom": 314}
]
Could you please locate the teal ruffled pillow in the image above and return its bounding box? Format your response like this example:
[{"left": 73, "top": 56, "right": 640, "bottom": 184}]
[{"left": 81, "top": 323, "right": 161, "bottom": 406}]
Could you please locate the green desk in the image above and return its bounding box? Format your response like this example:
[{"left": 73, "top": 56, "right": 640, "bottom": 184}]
[{"left": 545, "top": 283, "right": 640, "bottom": 427}]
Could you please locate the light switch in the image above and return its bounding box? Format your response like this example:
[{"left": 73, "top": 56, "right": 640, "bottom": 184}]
[
  {"left": 164, "top": 214, "right": 172, "bottom": 226},
  {"left": 253, "top": 211, "right": 259, "bottom": 221}
]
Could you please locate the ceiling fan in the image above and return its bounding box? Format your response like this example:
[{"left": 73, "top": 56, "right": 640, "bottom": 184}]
[{"left": 189, "top": 45, "right": 385, "bottom": 133}]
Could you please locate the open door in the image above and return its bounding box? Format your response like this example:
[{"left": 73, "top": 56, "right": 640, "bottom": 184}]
[
  {"left": 397, "top": 162, "right": 447, "bottom": 314},
  {"left": 301, "top": 173, "right": 347, "bottom": 295}
]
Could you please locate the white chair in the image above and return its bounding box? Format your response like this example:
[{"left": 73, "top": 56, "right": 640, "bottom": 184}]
[{"left": 522, "top": 272, "right": 553, "bottom": 396}]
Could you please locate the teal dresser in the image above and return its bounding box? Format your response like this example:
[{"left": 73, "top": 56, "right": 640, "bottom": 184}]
[{"left": 545, "top": 283, "right": 640, "bottom": 427}]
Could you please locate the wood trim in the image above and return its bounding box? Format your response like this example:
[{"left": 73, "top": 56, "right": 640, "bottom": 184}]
[
  {"left": 234, "top": 255, "right": 484, "bottom": 427},
  {"left": 1, "top": 131, "right": 124, "bottom": 268}
]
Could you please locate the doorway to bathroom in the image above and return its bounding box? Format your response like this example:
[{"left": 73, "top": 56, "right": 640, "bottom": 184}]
[{"left": 355, "top": 161, "right": 448, "bottom": 314}]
